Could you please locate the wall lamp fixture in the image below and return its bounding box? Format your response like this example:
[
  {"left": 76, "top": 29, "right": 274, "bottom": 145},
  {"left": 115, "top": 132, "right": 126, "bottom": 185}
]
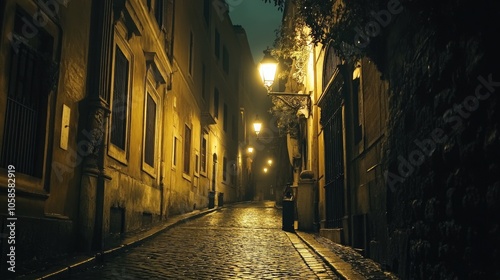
[{"left": 259, "top": 48, "right": 311, "bottom": 118}]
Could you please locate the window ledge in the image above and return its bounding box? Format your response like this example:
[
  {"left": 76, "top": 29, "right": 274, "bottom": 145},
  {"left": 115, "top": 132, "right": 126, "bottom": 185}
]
[{"left": 182, "top": 173, "right": 191, "bottom": 182}]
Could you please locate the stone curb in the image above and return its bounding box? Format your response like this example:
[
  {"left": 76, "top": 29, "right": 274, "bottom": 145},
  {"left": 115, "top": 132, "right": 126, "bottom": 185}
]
[
  {"left": 19, "top": 206, "right": 223, "bottom": 280},
  {"left": 295, "top": 231, "right": 366, "bottom": 280}
]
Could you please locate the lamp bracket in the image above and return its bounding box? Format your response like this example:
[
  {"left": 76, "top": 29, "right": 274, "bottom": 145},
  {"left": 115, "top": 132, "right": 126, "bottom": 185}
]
[{"left": 267, "top": 91, "right": 312, "bottom": 118}]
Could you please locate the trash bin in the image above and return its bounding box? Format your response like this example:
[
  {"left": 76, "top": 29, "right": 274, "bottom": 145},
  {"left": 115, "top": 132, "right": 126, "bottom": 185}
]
[
  {"left": 282, "top": 187, "right": 295, "bottom": 232},
  {"left": 208, "top": 191, "right": 215, "bottom": 209},
  {"left": 218, "top": 192, "right": 224, "bottom": 207}
]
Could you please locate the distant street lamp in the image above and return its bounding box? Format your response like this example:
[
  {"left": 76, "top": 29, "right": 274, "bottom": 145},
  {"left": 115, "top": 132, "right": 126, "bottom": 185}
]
[
  {"left": 268, "top": 159, "right": 273, "bottom": 166},
  {"left": 253, "top": 115, "right": 262, "bottom": 136}
]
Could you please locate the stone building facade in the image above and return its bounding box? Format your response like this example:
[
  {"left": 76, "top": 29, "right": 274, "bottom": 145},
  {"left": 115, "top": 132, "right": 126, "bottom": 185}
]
[
  {"left": 278, "top": 0, "right": 499, "bottom": 278},
  {"left": 0, "top": 0, "right": 259, "bottom": 270}
]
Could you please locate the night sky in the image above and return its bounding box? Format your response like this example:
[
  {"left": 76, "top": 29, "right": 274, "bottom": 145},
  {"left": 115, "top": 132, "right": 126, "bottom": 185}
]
[{"left": 228, "top": 0, "right": 283, "bottom": 63}]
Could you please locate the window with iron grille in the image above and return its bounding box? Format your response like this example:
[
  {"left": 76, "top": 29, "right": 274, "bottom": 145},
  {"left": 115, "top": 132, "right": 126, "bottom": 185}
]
[
  {"left": 183, "top": 125, "right": 191, "bottom": 174},
  {"left": 144, "top": 93, "right": 156, "bottom": 167},
  {"left": 0, "top": 8, "right": 58, "bottom": 178},
  {"left": 110, "top": 47, "right": 129, "bottom": 151}
]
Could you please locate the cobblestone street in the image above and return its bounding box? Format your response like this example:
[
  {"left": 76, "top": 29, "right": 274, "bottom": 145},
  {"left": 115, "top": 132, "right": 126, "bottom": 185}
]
[{"left": 67, "top": 201, "right": 338, "bottom": 279}]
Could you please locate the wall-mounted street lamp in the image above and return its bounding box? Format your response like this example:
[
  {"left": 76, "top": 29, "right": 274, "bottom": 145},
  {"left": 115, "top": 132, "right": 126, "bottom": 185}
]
[
  {"left": 247, "top": 146, "right": 254, "bottom": 154},
  {"left": 267, "top": 159, "right": 273, "bottom": 166},
  {"left": 259, "top": 49, "right": 278, "bottom": 90},
  {"left": 258, "top": 48, "right": 311, "bottom": 116}
]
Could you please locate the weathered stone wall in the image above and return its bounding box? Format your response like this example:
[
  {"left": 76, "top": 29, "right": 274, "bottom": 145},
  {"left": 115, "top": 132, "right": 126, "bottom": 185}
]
[{"left": 378, "top": 0, "right": 500, "bottom": 278}]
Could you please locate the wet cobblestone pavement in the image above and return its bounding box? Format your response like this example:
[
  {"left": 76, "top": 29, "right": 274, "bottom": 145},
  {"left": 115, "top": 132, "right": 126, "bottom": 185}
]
[
  {"left": 67, "top": 201, "right": 338, "bottom": 279},
  {"left": 310, "top": 235, "right": 398, "bottom": 280}
]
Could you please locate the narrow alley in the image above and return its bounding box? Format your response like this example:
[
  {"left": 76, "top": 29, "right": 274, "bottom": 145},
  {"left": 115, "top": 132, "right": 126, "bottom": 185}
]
[{"left": 1, "top": 1, "right": 498, "bottom": 279}]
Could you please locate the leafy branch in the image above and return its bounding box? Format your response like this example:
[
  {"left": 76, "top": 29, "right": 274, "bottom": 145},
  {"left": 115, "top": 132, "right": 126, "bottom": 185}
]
[{"left": 263, "top": 0, "right": 385, "bottom": 60}]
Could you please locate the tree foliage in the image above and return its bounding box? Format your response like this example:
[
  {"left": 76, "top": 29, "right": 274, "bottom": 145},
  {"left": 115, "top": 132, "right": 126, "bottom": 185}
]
[
  {"left": 263, "top": 0, "right": 394, "bottom": 138},
  {"left": 263, "top": 0, "right": 384, "bottom": 60}
]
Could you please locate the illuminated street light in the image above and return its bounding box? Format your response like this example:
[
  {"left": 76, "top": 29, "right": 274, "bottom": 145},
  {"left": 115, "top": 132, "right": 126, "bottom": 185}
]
[
  {"left": 263, "top": 167, "right": 268, "bottom": 173},
  {"left": 247, "top": 146, "right": 254, "bottom": 154},
  {"left": 258, "top": 48, "right": 278, "bottom": 91},
  {"left": 253, "top": 115, "right": 262, "bottom": 136},
  {"left": 267, "top": 159, "right": 273, "bottom": 166},
  {"left": 258, "top": 48, "right": 311, "bottom": 114}
]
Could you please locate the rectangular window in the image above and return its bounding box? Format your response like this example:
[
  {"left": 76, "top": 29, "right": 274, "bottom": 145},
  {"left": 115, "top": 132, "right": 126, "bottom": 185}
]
[
  {"left": 352, "top": 75, "right": 363, "bottom": 143},
  {"left": 202, "top": 64, "right": 206, "bottom": 100},
  {"left": 155, "top": 0, "right": 164, "bottom": 29},
  {"left": 183, "top": 125, "right": 192, "bottom": 174},
  {"left": 223, "top": 103, "right": 228, "bottom": 131},
  {"left": 188, "top": 31, "right": 194, "bottom": 75},
  {"left": 232, "top": 114, "right": 238, "bottom": 140},
  {"left": 144, "top": 93, "right": 157, "bottom": 167},
  {"left": 201, "top": 134, "right": 207, "bottom": 173},
  {"left": 173, "top": 136, "right": 178, "bottom": 167},
  {"left": 110, "top": 47, "right": 130, "bottom": 151},
  {"left": 223, "top": 157, "right": 227, "bottom": 181},
  {"left": 195, "top": 153, "right": 199, "bottom": 174},
  {"left": 213, "top": 88, "right": 219, "bottom": 119},
  {"left": 222, "top": 46, "right": 229, "bottom": 74},
  {"left": 0, "top": 8, "right": 57, "bottom": 178},
  {"left": 239, "top": 108, "right": 245, "bottom": 140},
  {"left": 214, "top": 29, "right": 220, "bottom": 59},
  {"left": 165, "top": 0, "right": 175, "bottom": 61}
]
